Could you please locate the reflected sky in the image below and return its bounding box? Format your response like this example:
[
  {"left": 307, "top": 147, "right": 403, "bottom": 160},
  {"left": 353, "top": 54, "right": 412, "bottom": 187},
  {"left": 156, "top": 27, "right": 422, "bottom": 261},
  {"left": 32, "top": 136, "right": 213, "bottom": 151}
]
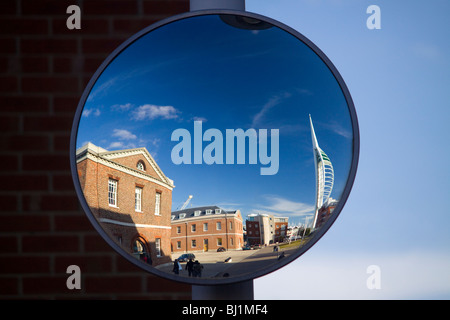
[{"left": 77, "top": 14, "right": 354, "bottom": 225}]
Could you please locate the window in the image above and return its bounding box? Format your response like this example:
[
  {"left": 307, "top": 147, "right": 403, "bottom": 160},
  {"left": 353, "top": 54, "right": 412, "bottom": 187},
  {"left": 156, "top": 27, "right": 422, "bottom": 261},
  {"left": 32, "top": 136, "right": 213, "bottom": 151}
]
[
  {"left": 176, "top": 226, "right": 181, "bottom": 234},
  {"left": 179, "top": 213, "right": 186, "bottom": 219},
  {"left": 155, "top": 238, "right": 161, "bottom": 257},
  {"left": 205, "top": 209, "right": 212, "bottom": 215},
  {"left": 230, "top": 238, "right": 233, "bottom": 246},
  {"left": 217, "top": 238, "right": 222, "bottom": 246},
  {"left": 203, "top": 223, "right": 208, "bottom": 231},
  {"left": 229, "top": 221, "right": 233, "bottom": 230},
  {"left": 108, "top": 179, "right": 117, "bottom": 207},
  {"left": 191, "top": 224, "right": 196, "bottom": 232},
  {"left": 171, "top": 215, "right": 175, "bottom": 220},
  {"left": 135, "top": 187, "right": 142, "bottom": 212},
  {"left": 216, "top": 222, "right": 222, "bottom": 230},
  {"left": 215, "top": 209, "right": 221, "bottom": 214},
  {"left": 177, "top": 241, "right": 181, "bottom": 249},
  {"left": 191, "top": 239, "right": 196, "bottom": 248},
  {"left": 155, "top": 192, "right": 161, "bottom": 215},
  {"left": 137, "top": 161, "right": 145, "bottom": 171},
  {"left": 194, "top": 210, "right": 201, "bottom": 216}
]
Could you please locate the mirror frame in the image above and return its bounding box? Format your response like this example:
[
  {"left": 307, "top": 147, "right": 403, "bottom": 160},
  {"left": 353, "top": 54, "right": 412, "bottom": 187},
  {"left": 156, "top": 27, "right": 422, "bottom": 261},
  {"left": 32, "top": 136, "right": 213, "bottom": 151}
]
[{"left": 70, "top": 9, "right": 360, "bottom": 286}]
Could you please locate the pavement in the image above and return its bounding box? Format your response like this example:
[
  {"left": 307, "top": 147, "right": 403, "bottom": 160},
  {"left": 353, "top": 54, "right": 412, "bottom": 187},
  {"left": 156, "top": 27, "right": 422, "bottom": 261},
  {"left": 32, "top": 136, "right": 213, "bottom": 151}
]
[{"left": 155, "top": 243, "right": 303, "bottom": 280}]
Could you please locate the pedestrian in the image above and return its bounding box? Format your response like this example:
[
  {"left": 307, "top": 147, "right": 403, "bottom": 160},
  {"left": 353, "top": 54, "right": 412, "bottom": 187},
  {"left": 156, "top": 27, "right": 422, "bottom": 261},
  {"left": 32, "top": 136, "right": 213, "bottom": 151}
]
[
  {"left": 193, "top": 260, "right": 203, "bottom": 277},
  {"left": 186, "top": 258, "right": 194, "bottom": 277},
  {"left": 173, "top": 259, "right": 181, "bottom": 275}
]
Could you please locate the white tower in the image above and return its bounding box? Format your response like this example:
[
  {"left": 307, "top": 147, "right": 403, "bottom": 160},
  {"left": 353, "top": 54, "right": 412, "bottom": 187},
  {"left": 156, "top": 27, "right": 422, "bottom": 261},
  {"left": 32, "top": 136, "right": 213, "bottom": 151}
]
[{"left": 310, "top": 115, "right": 334, "bottom": 229}]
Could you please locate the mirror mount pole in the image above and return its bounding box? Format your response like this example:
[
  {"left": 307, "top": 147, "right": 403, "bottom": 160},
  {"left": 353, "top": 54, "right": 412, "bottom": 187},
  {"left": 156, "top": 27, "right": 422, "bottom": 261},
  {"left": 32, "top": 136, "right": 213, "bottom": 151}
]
[
  {"left": 192, "top": 280, "right": 254, "bottom": 300},
  {"left": 190, "top": 0, "right": 245, "bottom": 11}
]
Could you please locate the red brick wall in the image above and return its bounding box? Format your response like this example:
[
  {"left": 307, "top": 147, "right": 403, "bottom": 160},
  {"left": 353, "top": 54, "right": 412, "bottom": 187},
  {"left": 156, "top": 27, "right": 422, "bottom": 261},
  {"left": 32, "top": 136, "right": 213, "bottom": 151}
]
[
  {"left": 171, "top": 214, "right": 244, "bottom": 253},
  {"left": 0, "top": 0, "right": 191, "bottom": 299},
  {"left": 78, "top": 156, "right": 173, "bottom": 266}
]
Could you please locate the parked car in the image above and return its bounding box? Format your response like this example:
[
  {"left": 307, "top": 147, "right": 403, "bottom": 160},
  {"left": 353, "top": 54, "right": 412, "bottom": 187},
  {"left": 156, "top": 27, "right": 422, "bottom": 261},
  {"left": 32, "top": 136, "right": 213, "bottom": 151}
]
[
  {"left": 242, "top": 245, "right": 251, "bottom": 250},
  {"left": 217, "top": 247, "right": 226, "bottom": 252},
  {"left": 177, "top": 253, "right": 195, "bottom": 262}
]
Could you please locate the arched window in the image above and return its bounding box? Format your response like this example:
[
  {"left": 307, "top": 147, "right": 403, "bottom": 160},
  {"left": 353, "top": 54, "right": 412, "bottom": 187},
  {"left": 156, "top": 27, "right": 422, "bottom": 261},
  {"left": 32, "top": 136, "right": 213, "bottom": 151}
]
[
  {"left": 137, "top": 161, "right": 145, "bottom": 171},
  {"left": 132, "top": 237, "right": 151, "bottom": 265}
]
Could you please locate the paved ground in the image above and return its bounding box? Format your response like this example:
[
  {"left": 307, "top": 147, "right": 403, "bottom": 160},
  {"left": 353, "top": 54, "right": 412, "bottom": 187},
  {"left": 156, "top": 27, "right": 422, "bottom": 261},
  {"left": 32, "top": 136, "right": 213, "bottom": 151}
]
[{"left": 156, "top": 243, "right": 303, "bottom": 280}]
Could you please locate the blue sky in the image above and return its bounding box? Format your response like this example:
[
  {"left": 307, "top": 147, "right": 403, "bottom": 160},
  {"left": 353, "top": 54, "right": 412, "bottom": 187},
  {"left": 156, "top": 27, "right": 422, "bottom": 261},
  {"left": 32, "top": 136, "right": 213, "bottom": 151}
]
[
  {"left": 77, "top": 13, "right": 355, "bottom": 227},
  {"left": 245, "top": 0, "right": 450, "bottom": 299}
]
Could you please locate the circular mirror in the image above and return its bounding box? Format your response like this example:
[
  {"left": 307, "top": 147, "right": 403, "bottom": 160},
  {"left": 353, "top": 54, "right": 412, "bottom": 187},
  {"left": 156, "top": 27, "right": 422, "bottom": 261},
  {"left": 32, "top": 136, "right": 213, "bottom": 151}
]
[{"left": 71, "top": 10, "right": 359, "bottom": 285}]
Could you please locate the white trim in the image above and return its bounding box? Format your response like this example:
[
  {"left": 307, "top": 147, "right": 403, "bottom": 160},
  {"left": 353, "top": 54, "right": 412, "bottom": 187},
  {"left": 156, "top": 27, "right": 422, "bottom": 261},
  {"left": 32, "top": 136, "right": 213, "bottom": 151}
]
[
  {"left": 171, "top": 232, "right": 244, "bottom": 239},
  {"left": 78, "top": 152, "right": 174, "bottom": 191},
  {"left": 101, "top": 148, "right": 170, "bottom": 185},
  {"left": 171, "top": 213, "right": 242, "bottom": 224},
  {"left": 99, "top": 218, "right": 171, "bottom": 230}
]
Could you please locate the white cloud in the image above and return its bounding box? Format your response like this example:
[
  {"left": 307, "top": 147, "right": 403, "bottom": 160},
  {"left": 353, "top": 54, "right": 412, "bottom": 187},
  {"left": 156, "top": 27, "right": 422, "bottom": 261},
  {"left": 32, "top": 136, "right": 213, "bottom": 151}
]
[
  {"left": 111, "top": 103, "right": 133, "bottom": 111},
  {"left": 82, "top": 108, "right": 101, "bottom": 117},
  {"left": 192, "top": 116, "right": 208, "bottom": 122},
  {"left": 132, "top": 104, "right": 179, "bottom": 120},
  {"left": 112, "top": 129, "right": 137, "bottom": 140},
  {"left": 251, "top": 92, "right": 291, "bottom": 127},
  {"left": 253, "top": 195, "right": 314, "bottom": 218}
]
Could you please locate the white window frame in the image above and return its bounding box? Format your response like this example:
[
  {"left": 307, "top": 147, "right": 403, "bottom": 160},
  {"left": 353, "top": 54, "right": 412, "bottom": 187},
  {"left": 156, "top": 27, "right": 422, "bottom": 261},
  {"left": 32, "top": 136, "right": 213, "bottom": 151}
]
[
  {"left": 216, "top": 221, "right": 222, "bottom": 230},
  {"left": 155, "top": 238, "right": 161, "bottom": 257},
  {"left": 205, "top": 209, "right": 212, "bottom": 215},
  {"left": 135, "top": 187, "right": 142, "bottom": 212},
  {"left": 217, "top": 238, "right": 222, "bottom": 246},
  {"left": 176, "top": 226, "right": 181, "bottom": 234},
  {"left": 203, "top": 223, "right": 208, "bottom": 231},
  {"left": 108, "top": 179, "right": 118, "bottom": 207},
  {"left": 154, "top": 192, "right": 161, "bottom": 215},
  {"left": 191, "top": 224, "right": 196, "bottom": 232}
]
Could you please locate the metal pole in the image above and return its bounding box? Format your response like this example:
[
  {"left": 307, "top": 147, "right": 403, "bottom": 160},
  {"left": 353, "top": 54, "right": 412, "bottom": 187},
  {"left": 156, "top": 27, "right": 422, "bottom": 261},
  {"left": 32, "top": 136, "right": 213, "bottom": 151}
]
[
  {"left": 192, "top": 280, "right": 254, "bottom": 300},
  {"left": 188, "top": 0, "right": 250, "bottom": 301},
  {"left": 190, "top": 0, "right": 245, "bottom": 11}
]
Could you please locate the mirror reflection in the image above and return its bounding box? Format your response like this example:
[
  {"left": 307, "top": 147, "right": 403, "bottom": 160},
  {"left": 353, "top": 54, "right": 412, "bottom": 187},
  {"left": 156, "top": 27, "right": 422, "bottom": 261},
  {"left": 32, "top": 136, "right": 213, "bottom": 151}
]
[{"left": 75, "top": 13, "right": 355, "bottom": 281}]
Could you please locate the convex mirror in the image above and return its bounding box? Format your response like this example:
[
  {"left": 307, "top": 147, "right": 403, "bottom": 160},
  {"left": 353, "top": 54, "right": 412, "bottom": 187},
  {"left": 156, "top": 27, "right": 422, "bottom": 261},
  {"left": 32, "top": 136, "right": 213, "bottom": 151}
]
[{"left": 71, "top": 10, "right": 359, "bottom": 285}]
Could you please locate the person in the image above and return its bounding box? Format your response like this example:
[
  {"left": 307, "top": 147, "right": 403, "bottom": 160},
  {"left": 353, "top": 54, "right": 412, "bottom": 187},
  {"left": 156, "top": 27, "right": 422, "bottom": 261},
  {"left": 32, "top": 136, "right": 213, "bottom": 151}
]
[
  {"left": 173, "top": 259, "right": 181, "bottom": 275},
  {"left": 186, "top": 258, "right": 194, "bottom": 277},
  {"left": 193, "top": 260, "right": 203, "bottom": 277}
]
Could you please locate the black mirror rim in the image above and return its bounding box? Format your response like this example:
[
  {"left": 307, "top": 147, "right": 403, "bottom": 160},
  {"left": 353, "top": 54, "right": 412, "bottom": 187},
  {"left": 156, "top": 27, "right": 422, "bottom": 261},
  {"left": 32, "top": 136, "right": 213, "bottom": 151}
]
[{"left": 70, "top": 9, "right": 360, "bottom": 286}]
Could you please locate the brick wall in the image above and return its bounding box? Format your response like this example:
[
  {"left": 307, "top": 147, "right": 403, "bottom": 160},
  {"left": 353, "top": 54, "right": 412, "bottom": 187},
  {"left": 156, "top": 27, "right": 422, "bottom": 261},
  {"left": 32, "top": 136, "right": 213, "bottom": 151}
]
[{"left": 0, "top": 0, "right": 191, "bottom": 299}]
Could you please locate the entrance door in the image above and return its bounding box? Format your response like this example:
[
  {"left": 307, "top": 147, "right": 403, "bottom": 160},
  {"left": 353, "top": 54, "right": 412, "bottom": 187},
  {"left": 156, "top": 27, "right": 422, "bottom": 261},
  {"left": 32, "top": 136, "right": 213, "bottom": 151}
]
[{"left": 203, "top": 239, "right": 208, "bottom": 252}]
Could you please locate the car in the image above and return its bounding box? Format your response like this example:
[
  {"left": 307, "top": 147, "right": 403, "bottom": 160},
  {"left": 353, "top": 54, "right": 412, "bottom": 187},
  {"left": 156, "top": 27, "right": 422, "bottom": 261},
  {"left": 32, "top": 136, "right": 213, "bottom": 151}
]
[
  {"left": 242, "top": 245, "right": 251, "bottom": 250},
  {"left": 217, "top": 247, "right": 226, "bottom": 252},
  {"left": 177, "top": 253, "right": 195, "bottom": 262}
]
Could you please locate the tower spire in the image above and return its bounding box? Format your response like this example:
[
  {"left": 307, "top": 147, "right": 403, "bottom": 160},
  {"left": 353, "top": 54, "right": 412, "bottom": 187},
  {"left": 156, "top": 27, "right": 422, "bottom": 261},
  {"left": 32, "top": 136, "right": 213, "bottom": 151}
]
[{"left": 309, "top": 115, "right": 334, "bottom": 230}]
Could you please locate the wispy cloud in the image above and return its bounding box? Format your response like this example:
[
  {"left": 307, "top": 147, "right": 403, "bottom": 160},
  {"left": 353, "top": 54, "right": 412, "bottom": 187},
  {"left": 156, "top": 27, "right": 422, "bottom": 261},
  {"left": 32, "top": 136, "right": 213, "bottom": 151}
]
[
  {"left": 111, "top": 103, "right": 133, "bottom": 112},
  {"left": 319, "top": 120, "right": 352, "bottom": 139},
  {"left": 253, "top": 195, "right": 314, "bottom": 218},
  {"left": 251, "top": 92, "right": 291, "bottom": 128},
  {"left": 82, "top": 108, "right": 101, "bottom": 117},
  {"left": 132, "top": 104, "right": 180, "bottom": 121},
  {"left": 112, "top": 129, "right": 137, "bottom": 140}
]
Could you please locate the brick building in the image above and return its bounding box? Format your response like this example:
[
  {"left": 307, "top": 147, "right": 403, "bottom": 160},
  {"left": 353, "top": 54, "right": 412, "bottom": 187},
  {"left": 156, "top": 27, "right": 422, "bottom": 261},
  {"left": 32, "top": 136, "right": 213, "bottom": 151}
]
[
  {"left": 171, "top": 206, "right": 244, "bottom": 253},
  {"left": 315, "top": 198, "right": 338, "bottom": 229},
  {"left": 246, "top": 214, "right": 289, "bottom": 246},
  {"left": 76, "top": 142, "right": 175, "bottom": 266}
]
